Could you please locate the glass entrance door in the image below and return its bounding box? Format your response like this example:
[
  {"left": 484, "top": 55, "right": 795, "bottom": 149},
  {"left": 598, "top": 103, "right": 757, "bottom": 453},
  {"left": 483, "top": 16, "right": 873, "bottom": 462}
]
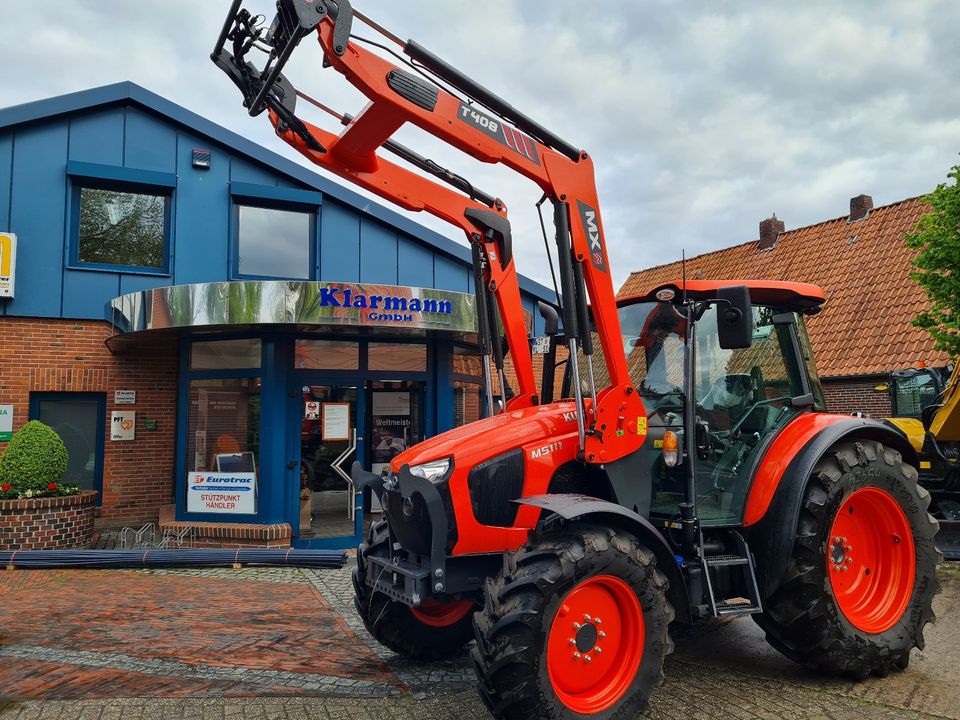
[{"left": 296, "top": 384, "right": 361, "bottom": 542}]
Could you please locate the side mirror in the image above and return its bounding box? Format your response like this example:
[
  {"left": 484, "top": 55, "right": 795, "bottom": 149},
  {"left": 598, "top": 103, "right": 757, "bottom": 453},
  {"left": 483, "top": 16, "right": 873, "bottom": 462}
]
[
  {"left": 716, "top": 285, "right": 753, "bottom": 350},
  {"left": 538, "top": 301, "right": 560, "bottom": 337}
]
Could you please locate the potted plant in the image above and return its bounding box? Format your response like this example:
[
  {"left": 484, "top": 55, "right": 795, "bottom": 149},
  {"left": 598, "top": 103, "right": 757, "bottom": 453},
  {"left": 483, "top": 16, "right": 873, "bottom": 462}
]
[{"left": 0, "top": 420, "right": 97, "bottom": 550}]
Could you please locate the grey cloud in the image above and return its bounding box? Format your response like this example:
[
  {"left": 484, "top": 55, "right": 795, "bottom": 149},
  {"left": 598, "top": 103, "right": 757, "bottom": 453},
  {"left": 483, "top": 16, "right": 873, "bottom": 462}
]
[{"left": 2, "top": 0, "right": 958, "bottom": 290}]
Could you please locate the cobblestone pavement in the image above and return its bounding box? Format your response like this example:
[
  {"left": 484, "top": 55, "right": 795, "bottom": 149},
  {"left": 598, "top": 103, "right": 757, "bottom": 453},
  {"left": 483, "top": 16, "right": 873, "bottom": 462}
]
[{"left": 0, "top": 559, "right": 956, "bottom": 719}]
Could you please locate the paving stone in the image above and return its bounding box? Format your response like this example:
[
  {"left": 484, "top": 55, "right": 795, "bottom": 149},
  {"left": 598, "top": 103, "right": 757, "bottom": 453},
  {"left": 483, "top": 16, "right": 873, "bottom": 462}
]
[{"left": 0, "top": 565, "right": 955, "bottom": 719}]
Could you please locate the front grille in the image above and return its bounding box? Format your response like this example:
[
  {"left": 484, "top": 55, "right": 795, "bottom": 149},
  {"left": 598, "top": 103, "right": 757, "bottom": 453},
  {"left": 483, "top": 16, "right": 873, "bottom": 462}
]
[{"left": 468, "top": 449, "right": 524, "bottom": 527}]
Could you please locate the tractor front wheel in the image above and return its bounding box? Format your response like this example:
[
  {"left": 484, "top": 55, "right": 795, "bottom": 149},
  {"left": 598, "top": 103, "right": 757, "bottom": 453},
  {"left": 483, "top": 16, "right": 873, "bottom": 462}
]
[
  {"left": 352, "top": 519, "right": 475, "bottom": 660},
  {"left": 471, "top": 523, "right": 674, "bottom": 719},
  {"left": 756, "top": 440, "right": 940, "bottom": 678}
]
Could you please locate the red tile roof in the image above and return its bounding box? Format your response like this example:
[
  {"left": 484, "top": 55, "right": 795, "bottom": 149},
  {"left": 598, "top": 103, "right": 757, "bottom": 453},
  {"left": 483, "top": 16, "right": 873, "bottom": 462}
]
[{"left": 618, "top": 197, "right": 949, "bottom": 378}]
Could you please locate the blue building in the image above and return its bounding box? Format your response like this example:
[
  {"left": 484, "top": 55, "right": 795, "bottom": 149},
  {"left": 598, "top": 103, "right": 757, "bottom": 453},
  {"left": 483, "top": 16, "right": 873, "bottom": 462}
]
[{"left": 0, "top": 82, "right": 552, "bottom": 548}]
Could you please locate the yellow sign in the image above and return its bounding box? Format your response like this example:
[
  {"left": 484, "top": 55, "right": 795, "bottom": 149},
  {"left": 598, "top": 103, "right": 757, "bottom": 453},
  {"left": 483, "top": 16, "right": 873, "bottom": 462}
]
[
  {"left": 637, "top": 416, "right": 647, "bottom": 435},
  {"left": 0, "top": 233, "right": 16, "bottom": 299}
]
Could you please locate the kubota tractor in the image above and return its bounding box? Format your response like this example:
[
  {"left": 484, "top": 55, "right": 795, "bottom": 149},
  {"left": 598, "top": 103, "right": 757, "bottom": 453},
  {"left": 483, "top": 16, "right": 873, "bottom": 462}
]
[{"left": 213, "top": 2, "right": 940, "bottom": 717}]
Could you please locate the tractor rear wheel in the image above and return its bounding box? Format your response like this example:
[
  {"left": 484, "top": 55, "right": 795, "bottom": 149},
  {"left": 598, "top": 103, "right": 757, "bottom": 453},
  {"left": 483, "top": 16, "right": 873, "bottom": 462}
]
[
  {"left": 471, "top": 523, "right": 674, "bottom": 719},
  {"left": 756, "top": 440, "right": 940, "bottom": 678},
  {"left": 352, "top": 519, "right": 475, "bottom": 660}
]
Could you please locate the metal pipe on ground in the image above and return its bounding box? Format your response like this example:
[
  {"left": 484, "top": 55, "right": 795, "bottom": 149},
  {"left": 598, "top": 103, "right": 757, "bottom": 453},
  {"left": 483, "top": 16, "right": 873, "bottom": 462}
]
[{"left": 0, "top": 548, "right": 346, "bottom": 570}]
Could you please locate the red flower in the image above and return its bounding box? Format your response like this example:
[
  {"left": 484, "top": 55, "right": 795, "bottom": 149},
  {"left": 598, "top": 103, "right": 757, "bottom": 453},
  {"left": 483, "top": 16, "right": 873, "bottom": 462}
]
[
  {"left": 1, "top": 484, "right": 10, "bottom": 492},
  {"left": 47, "top": 483, "right": 58, "bottom": 490}
]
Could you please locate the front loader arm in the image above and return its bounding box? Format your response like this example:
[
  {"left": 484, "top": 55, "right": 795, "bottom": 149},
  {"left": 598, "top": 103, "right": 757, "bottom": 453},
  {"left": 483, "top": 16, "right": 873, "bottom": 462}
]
[{"left": 212, "top": 0, "right": 646, "bottom": 462}]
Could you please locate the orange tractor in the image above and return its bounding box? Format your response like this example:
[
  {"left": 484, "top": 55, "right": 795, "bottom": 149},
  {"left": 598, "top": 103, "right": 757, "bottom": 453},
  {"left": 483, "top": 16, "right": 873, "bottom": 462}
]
[{"left": 214, "top": 2, "right": 940, "bottom": 717}]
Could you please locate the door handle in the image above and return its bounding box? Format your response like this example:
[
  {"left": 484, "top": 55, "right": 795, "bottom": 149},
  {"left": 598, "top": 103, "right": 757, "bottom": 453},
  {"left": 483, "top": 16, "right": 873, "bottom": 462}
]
[{"left": 287, "top": 460, "right": 298, "bottom": 470}]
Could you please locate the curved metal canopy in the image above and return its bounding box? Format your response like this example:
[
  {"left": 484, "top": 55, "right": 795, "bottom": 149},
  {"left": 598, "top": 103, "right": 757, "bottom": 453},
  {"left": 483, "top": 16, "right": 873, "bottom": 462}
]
[{"left": 107, "top": 280, "right": 479, "bottom": 351}]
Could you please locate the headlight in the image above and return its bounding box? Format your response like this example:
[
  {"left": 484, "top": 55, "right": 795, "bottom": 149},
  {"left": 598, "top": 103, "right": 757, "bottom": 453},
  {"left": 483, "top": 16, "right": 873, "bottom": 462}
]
[{"left": 409, "top": 457, "right": 451, "bottom": 482}]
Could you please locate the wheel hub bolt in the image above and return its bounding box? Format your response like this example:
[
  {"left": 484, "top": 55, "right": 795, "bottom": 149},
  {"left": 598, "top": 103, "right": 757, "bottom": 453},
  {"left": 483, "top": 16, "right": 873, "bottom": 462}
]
[
  {"left": 584, "top": 614, "right": 592, "bottom": 622},
  {"left": 595, "top": 617, "right": 602, "bottom": 625},
  {"left": 599, "top": 630, "right": 606, "bottom": 639},
  {"left": 584, "top": 655, "right": 592, "bottom": 663},
  {"left": 573, "top": 622, "right": 582, "bottom": 630},
  {"left": 833, "top": 564, "right": 842, "bottom": 571},
  {"left": 845, "top": 545, "right": 853, "bottom": 552},
  {"left": 840, "top": 566, "right": 848, "bottom": 572},
  {"left": 594, "top": 646, "right": 602, "bottom": 654},
  {"left": 845, "top": 557, "right": 852, "bottom": 564},
  {"left": 573, "top": 652, "right": 581, "bottom": 659},
  {"left": 833, "top": 536, "right": 841, "bottom": 543},
  {"left": 569, "top": 638, "right": 576, "bottom": 646}
]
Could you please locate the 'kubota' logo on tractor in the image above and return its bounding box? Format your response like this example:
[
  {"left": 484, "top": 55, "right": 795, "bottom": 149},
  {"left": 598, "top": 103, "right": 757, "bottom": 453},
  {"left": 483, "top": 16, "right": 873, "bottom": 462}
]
[{"left": 577, "top": 201, "right": 606, "bottom": 273}]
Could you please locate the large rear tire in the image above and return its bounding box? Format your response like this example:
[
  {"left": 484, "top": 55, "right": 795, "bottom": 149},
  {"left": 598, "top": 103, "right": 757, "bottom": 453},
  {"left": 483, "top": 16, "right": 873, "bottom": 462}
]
[
  {"left": 756, "top": 440, "right": 940, "bottom": 678},
  {"left": 352, "top": 519, "right": 475, "bottom": 660},
  {"left": 471, "top": 523, "right": 674, "bottom": 719}
]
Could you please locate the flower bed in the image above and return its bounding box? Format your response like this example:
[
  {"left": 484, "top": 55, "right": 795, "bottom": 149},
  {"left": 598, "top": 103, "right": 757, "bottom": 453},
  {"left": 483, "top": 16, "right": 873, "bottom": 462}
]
[{"left": 0, "top": 490, "right": 98, "bottom": 550}]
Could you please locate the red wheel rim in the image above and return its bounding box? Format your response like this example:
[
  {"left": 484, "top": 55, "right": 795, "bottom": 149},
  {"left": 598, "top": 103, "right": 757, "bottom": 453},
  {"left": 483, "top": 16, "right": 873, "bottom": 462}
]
[
  {"left": 410, "top": 598, "right": 474, "bottom": 628},
  {"left": 827, "top": 487, "right": 916, "bottom": 634},
  {"left": 546, "top": 575, "right": 644, "bottom": 714}
]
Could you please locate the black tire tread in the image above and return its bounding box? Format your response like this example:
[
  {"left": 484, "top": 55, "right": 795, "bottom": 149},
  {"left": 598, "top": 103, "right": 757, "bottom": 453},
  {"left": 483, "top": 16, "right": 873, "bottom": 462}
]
[
  {"left": 471, "top": 523, "right": 674, "bottom": 720},
  {"left": 756, "top": 440, "right": 941, "bottom": 679},
  {"left": 353, "top": 519, "right": 475, "bottom": 661}
]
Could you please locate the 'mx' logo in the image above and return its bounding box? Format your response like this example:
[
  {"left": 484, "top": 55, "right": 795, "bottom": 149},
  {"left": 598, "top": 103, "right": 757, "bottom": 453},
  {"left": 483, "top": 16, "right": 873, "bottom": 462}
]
[{"left": 577, "top": 201, "right": 606, "bottom": 273}]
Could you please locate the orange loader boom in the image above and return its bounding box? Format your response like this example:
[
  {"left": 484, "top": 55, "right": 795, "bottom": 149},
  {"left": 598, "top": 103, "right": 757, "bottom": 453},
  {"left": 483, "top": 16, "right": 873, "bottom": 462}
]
[{"left": 212, "top": 0, "right": 646, "bottom": 464}]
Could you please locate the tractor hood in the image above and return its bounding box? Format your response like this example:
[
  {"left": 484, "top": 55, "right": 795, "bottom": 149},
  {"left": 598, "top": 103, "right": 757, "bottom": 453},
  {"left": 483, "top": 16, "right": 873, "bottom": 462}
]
[{"left": 391, "top": 400, "right": 580, "bottom": 473}]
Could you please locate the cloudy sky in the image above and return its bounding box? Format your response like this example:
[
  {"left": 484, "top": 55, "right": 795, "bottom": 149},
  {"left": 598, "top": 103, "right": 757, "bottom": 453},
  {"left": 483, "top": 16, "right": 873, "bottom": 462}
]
[{"left": 3, "top": 1, "right": 959, "bottom": 290}]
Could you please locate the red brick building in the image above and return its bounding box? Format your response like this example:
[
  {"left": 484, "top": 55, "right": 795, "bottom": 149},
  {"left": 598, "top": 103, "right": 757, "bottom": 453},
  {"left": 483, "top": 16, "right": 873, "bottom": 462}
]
[{"left": 619, "top": 194, "right": 949, "bottom": 416}]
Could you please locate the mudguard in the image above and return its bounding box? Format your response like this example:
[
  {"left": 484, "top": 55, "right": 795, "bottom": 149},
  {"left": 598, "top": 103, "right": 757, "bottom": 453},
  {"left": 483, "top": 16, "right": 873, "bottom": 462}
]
[
  {"left": 516, "top": 494, "right": 690, "bottom": 623},
  {"left": 748, "top": 417, "right": 918, "bottom": 598}
]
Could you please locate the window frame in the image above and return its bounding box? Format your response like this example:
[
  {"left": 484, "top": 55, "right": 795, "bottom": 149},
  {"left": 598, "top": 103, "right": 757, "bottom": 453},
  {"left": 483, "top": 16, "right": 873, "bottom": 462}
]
[
  {"left": 29, "top": 392, "right": 106, "bottom": 506},
  {"left": 67, "top": 161, "right": 175, "bottom": 275},
  {"left": 230, "top": 182, "right": 321, "bottom": 282}
]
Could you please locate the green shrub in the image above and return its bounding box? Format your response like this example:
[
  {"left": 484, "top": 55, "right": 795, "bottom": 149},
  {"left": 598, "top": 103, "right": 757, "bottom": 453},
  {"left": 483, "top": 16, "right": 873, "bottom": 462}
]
[{"left": 0, "top": 420, "right": 75, "bottom": 499}]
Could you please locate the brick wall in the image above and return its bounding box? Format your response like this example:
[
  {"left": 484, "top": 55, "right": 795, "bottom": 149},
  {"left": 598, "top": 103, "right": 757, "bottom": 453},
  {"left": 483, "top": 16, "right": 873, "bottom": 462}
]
[
  {"left": 822, "top": 376, "right": 892, "bottom": 417},
  {"left": 0, "top": 490, "right": 97, "bottom": 550},
  {"left": 0, "top": 317, "right": 179, "bottom": 528}
]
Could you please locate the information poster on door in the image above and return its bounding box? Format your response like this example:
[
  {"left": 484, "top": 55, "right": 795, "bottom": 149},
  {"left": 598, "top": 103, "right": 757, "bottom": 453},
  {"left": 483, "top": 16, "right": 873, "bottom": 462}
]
[
  {"left": 372, "top": 392, "right": 412, "bottom": 475},
  {"left": 322, "top": 402, "right": 351, "bottom": 440}
]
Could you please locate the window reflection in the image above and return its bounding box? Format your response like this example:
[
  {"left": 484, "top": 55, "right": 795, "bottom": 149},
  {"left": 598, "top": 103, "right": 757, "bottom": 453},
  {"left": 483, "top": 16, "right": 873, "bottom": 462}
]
[
  {"left": 237, "top": 204, "right": 311, "bottom": 279},
  {"left": 295, "top": 340, "right": 360, "bottom": 370},
  {"left": 368, "top": 343, "right": 426, "bottom": 372},
  {"left": 190, "top": 339, "right": 262, "bottom": 370},
  {"left": 78, "top": 186, "right": 166, "bottom": 268}
]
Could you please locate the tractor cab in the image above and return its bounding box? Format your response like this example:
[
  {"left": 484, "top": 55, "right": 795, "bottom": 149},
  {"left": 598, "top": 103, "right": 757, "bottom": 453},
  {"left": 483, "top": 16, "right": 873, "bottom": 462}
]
[
  {"left": 891, "top": 365, "right": 952, "bottom": 427},
  {"left": 569, "top": 280, "right": 827, "bottom": 527}
]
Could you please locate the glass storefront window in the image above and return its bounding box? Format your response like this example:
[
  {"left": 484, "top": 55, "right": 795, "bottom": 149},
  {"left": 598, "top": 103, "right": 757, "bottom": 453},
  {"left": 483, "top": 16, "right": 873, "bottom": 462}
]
[
  {"left": 190, "top": 339, "right": 262, "bottom": 370},
  {"left": 33, "top": 394, "right": 104, "bottom": 498},
  {"left": 454, "top": 380, "right": 483, "bottom": 427},
  {"left": 452, "top": 345, "right": 483, "bottom": 378},
  {"left": 185, "top": 377, "right": 261, "bottom": 514},
  {"left": 295, "top": 340, "right": 360, "bottom": 370},
  {"left": 368, "top": 343, "right": 427, "bottom": 372},
  {"left": 237, "top": 204, "right": 312, "bottom": 279}
]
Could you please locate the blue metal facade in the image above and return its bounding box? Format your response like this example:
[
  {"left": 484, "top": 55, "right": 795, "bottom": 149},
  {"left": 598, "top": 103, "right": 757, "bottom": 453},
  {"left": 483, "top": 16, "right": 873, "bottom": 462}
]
[
  {"left": 0, "top": 83, "right": 554, "bottom": 546},
  {"left": 0, "top": 81, "right": 551, "bottom": 326},
  {"left": 0, "top": 83, "right": 550, "bottom": 547}
]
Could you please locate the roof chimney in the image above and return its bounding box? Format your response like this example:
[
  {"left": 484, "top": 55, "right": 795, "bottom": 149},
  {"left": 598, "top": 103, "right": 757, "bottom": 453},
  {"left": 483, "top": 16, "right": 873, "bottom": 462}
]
[
  {"left": 849, "top": 194, "right": 873, "bottom": 222},
  {"left": 758, "top": 214, "right": 784, "bottom": 251}
]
